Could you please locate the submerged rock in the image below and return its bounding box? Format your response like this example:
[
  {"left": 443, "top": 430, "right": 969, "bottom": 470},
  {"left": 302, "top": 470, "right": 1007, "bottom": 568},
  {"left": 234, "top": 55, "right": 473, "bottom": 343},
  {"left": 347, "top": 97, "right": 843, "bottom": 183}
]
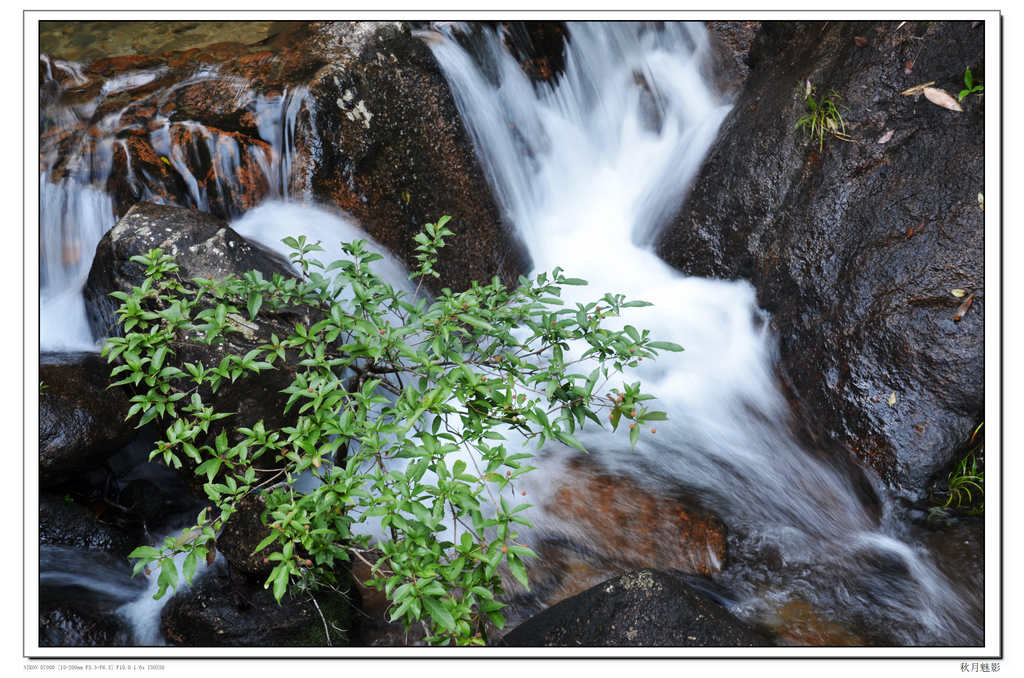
[
  {"left": 657, "top": 20, "right": 984, "bottom": 499},
  {"left": 501, "top": 569, "right": 772, "bottom": 647},
  {"left": 504, "top": 454, "right": 727, "bottom": 620},
  {"left": 39, "top": 352, "right": 137, "bottom": 488}
]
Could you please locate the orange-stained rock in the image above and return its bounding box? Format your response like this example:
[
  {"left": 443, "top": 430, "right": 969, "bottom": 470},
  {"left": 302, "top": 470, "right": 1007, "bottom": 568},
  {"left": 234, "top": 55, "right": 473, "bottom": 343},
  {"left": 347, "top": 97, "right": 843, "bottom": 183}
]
[
  {"left": 516, "top": 455, "right": 727, "bottom": 610},
  {"left": 766, "top": 597, "right": 864, "bottom": 646}
]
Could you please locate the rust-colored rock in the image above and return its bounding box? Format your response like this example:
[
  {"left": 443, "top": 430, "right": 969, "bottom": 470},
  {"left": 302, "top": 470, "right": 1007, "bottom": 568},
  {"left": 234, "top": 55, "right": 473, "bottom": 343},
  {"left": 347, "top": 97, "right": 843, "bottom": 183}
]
[
  {"left": 767, "top": 597, "right": 864, "bottom": 646},
  {"left": 520, "top": 455, "right": 727, "bottom": 609}
]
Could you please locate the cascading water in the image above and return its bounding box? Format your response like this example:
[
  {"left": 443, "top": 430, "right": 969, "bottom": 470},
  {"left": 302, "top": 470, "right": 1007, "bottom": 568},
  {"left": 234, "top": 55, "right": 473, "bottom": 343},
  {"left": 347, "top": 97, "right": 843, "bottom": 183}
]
[
  {"left": 38, "top": 56, "right": 310, "bottom": 352},
  {"left": 36, "top": 21, "right": 983, "bottom": 647},
  {"left": 424, "top": 22, "right": 982, "bottom": 645}
]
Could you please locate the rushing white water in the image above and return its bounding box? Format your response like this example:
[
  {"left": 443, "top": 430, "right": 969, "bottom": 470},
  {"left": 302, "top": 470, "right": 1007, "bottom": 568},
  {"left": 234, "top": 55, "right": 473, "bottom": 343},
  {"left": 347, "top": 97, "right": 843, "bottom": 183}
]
[{"left": 424, "top": 21, "right": 980, "bottom": 644}]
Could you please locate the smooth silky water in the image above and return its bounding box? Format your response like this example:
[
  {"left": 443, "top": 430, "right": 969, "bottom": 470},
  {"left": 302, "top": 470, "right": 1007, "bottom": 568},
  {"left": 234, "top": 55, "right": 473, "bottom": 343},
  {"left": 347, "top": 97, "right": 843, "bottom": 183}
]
[{"left": 37, "top": 22, "right": 981, "bottom": 646}]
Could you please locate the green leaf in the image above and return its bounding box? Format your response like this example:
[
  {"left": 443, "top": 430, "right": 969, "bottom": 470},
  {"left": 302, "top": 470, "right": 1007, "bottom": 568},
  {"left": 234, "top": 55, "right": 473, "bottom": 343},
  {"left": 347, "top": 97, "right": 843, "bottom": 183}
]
[
  {"left": 155, "top": 557, "right": 178, "bottom": 599},
  {"left": 247, "top": 292, "right": 262, "bottom": 320},
  {"left": 647, "top": 340, "right": 684, "bottom": 352},
  {"left": 182, "top": 550, "right": 198, "bottom": 584},
  {"left": 272, "top": 563, "right": 289, "bottom": 602},
  {"left": 507, "top": 554, "right": 529, "bottom": 589},
  {"left": 422, "top": 596, "right": 456, "bottom": 632},
  {"left": 457, "top": 314, "right": 495, "bottom": 333}
]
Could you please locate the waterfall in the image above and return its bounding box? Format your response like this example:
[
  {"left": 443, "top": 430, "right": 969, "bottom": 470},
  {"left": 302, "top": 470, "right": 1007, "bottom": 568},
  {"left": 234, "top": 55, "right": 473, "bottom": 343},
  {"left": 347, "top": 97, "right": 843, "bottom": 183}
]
[
  {"left": 38, "top": 59, "right": 310, "bottom": 351},
  {"left": 423, "top": 21, "right": 980, "bottom": 645}
]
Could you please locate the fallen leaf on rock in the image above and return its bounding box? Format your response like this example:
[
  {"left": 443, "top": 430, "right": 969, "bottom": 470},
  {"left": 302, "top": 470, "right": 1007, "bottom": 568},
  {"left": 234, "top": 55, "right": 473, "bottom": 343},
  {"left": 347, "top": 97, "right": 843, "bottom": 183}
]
[
  {"left": 954, "top": 293, "right": 975, "bottom": 322},
  {"left": 978, "top": 193, "right": 985, "bottom": 211},
  {"left": 877, "top": 129, "right": 894, "bottom": 144},
  {"left": 855, "top": 36, "right": 869, "bottom": 47},
  {"left": 901, "top": 81, "right": 935, "bottom": 96},
  {"left": 888, "top": 392, "right": 897, "bottom": 407},
  {"left": 923, "top": 87, "right": 964, "bottom": 112},
  {"left": 951, "top": 289, "right": 967, "bottom": 298},
  {"left": 904, "top": 61, "right": 915, "bottom": 74}
]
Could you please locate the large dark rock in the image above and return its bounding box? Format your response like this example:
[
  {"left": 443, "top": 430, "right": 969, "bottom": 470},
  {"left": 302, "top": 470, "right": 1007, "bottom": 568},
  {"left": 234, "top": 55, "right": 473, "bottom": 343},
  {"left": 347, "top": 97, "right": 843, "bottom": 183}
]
[
  {"left": 501, "top": 569, "right": 772, "bottom": 647},
  {"left": 160, "top": 563, "right": 353, "bottom": 646},
  {"left": 82, "top": 202, "right": 307, "bottom": 487},
  {"left": 83, "top": 201, "right": 295, "bottom": 339},
  {"left": 39, "top": 352, "right": 137, "bottom": 488},
  {"left": 656, "top": 21, "right": 984, "bottom": 498},
  {"left": 291, "top": 21, "right": 529, "bottom": 292}
]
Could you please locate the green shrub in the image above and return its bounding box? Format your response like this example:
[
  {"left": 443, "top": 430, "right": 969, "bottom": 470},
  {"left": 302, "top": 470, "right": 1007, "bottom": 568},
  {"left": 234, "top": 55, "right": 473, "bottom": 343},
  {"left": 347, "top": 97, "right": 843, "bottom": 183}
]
[{"left": 104, "top": 217, "right": 679, "bottom": 645}]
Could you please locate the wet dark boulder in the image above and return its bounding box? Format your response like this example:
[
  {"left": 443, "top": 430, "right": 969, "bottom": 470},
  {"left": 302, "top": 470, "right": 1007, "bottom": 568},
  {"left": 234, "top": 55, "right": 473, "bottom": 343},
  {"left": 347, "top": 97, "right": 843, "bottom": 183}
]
[
  {"left": 39, "top": 492, "right": 137, "bottom": 557},
  {"left": 39, "top": 352, "right": 137, "bottom": 488},
  {"left": 705, "top": 21, "right": 760, "bottom": 97},
  {"left": 215, "top": 493, "right": 276, "bottom": 581},
  {"left": 82, "top": 202, "right": 308, "bottom": 481},
  {"left": 83, "top": 201, "right": 295, "bottom": 339},
  {"left": 39, "top": 604, "right": 134, "bottom": 647},
  {"left": 160, "top": 562, "right": 353, "bottom": 646},
  {"left": 501, "top": 569, "right": 772, "bottom": 647},
  {"left": 291, "top": 21, "right": 529, "bottom": 292},
  {"left": 657, "top": 21, "right": 984, "bottom": 498}
]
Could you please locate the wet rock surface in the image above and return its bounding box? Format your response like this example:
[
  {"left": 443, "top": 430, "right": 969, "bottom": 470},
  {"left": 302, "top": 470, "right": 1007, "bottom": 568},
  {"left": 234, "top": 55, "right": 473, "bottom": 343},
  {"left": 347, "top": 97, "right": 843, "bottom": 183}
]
[
  {"left": 39, "top": 604, "right": 134, "bottom": 647},
  {"left": 160, "top": 562, "right": 353, "bottom": 646},
  {"left": 705, "top": 20, "right": 760, "bottom": 97},
  {"left": 41, "top": 20, "right": 528, "bottom": 294},
  {"left": 502, "top": 569, "right": 772, "bottom": 647},
  {"left": 294, "top": 22, "right": 529, "bottom": 292},
  {"left": 83, "top": 201, "right": 295, "bottom": 339},
  {"left": 657, "top": 21, "right": 985, "bottom": 498},
  {"left": 503, "top": 454, "right": 727, "bottom": 619},
  {"left": 39, "top": 352, "right": 137, "bottom": 488},
  {"left": 216, "top": 493, "right": 276, "bottom": 581},
  {"left": 39, "top": 492, "right": 137, "bottom": 557}
]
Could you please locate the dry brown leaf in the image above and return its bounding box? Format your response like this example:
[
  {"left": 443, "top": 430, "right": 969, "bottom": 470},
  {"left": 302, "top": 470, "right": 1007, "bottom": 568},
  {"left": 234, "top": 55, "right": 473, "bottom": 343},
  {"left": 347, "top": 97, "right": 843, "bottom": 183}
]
[
  {"left": 855, "top": 36, "right": 869, "bottom": 47},
  {"left": 900, "top": 81, "right": 935, "bottom": 96},
  {"left": 923, "top": 87, "right": 964, "bottom": 112},
  {"left": 951, "top": 289, "right": 967, "bottom": 298},
  {"left": 877, "top": 129, "right": 894, "bottom": 144},
  {"left": 904, "top": 61, "right": 915, "bottom": 74},
  {"left": 954, "top": 293, "right": 975, "bottom": 322}
]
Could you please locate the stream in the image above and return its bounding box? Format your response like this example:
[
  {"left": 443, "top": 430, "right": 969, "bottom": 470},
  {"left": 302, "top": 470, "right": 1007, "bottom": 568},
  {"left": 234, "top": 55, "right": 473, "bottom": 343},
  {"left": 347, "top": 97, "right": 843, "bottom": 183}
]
[{"left": 37, "top": 21, "right": 983, "bottom": 647}]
